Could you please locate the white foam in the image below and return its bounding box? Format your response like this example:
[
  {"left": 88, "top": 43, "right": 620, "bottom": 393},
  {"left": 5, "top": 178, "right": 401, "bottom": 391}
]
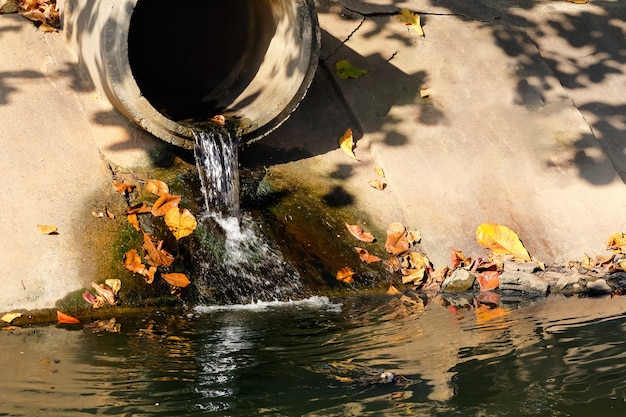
[{"left": 194, "top": 296, "right": 342, "bottom": 313}]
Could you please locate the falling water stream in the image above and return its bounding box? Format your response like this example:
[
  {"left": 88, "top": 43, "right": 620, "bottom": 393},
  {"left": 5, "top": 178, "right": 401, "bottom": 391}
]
[{"left": 191, "top": 128, "right": 304, "bottom": 304}]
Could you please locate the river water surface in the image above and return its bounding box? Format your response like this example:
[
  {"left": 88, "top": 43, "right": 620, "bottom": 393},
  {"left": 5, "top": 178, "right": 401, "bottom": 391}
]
[{"left": 2, "top": 294, "right": 626, "bottom": 416}]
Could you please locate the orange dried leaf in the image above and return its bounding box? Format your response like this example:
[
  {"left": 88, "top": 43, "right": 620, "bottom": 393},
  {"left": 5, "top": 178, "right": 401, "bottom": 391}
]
[
  {"left": 37, "top": 224, "right": 58, "bottom": 235},
  {"left": 56, "top": 310, "right": 80, "bottom": 324},
  {"left": 345, "top": 223, "right": 375, "bottom": 243},
  {"left": 339, "top": 128, "right": 358, "bottom": 160},
  {"left": 387, "top": 285, "right": 402, "bottom": 296},
  {"left": 126, "top": 202, "right": 152, "bottom": 215},
  {"left": 144, "top": 266, "right": 157, "bottom": 284},
  {"left": 385, "top": 222, "right": 410, "bottom": 255},
  {"left": 336, "top": 266, "right": 355, "bottom": 284},
  {"left": 211, "top": 114, "right": 226, "bottom": 125},
  {"left": 127, "top": 214, "right": 140, "bottom": 231},
  {"left": 124, "top": 249, "right": 145, "bottom": 274},
  {"left": 368, "top": 179, "right": 386, "bottom": 190},
  {"left": 476, "top": 223, "right": 531, "bottom": 262},
  {"left": 142, "top": 233, "right": 174, "bottom": 267},
  {"left": 151, "top": 193, "right": 181, "bottom": 217},
  {"left": 145, "top": 179, "right": 169, "bottom": 196},
  {"left": 355, "top": 247, "right": 382, "bottom": 264},
  {"left": 113, "top": 181, "right": 135, "bottom": 195},
  {"left": 450, "top": 247, "right": 472, "bottom": 269},
  {"left": 164, "top": 207, "right": 197, "bottom": 240},
  {"left": 477, "top": 270, "right": 500, "bottom": 291},
  {"left": 161, "top": 272, "right": 191, "bottom": 288}
]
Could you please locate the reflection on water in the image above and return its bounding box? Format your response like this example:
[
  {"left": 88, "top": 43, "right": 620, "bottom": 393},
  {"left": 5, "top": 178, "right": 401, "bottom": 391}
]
[{"left": 2, "top": 295, "right": 626, "bottom": 416}]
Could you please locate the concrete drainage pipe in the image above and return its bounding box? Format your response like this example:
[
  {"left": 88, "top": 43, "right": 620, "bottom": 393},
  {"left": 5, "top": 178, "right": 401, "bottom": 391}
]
[{"left": 62, "top": 0, "right": 320, "bottom": 149}]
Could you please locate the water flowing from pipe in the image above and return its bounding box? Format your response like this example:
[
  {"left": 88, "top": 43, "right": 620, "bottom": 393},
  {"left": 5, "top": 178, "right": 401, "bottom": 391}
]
[{"left": 192, "top": 129, "right": 304, "bottom": 304}]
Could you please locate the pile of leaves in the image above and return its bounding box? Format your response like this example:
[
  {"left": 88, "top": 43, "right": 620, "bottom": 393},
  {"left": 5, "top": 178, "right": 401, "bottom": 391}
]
[
  {"left": 113, "top": 178, "right": 196, "bottom": 301},
  {"left": 0, "top": 0, "right": 60, "bottom": 32}
]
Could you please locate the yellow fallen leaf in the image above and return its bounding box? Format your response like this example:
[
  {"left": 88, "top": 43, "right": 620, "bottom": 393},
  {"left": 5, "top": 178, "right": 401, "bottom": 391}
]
[
  {"left": 1, "top": 312, "right": 21, "bottom": 323},
  {"left": 164, "top": 207, "right": 197, "bottom": 240},
  {"left": 476, "top": 223, "right": 531, "bottom": 261},
  {"left": 398, "top": 8, "right": 424, "bottom": 37},
  {"left": 608, "top": 232, "right": 626, "bottom": 254},
  {"left": 335, "top": 59, "right": 368, "bottom": 79},
  {"left": 339, "top": 128, "right": 358, "bottom": 160},
  {"left": 161, "top": 272, "right": 191, "bottom": 288},
  {"left": 401, "top": 267, "right": 426, "bottom": 284},
  {"left": 336, "top": 266, "right": 355, "bottom": 284},
  {"left": 37, "top": 224, "right": 58, "bottom": 235},
  {"left": 368, "top": 179, "right": 386, "bottom": 190},
  {"left": 145, "top": 179, "right": 169, "bottom": 196},
  {"left": 374, "top": 167, "right": 385, "bottom": 177}
]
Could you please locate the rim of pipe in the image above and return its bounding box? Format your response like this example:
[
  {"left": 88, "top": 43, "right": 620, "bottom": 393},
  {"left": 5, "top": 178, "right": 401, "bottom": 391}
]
[{"left": 66, "top": 0, "right": 320, "bottom": 150}]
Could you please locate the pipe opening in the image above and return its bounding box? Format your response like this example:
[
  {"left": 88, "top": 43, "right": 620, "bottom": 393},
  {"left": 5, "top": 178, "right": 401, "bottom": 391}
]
[{"left": 128, "top": 0, "right": 270, "bottom": 122}]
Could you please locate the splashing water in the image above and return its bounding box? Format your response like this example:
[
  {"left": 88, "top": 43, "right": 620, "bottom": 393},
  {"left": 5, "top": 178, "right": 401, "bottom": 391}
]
[{"left": 192, "top": 129, "right": 304, "bottom": 304}]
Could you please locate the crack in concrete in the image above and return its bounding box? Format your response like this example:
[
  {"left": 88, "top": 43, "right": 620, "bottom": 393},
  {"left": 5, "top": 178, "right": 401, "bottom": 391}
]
[
  {"left": 342, "top": 5, "right": 500, "bottom": 23},
  {"left": 321, "top": 15, "right": 365, "bottom": 61}
]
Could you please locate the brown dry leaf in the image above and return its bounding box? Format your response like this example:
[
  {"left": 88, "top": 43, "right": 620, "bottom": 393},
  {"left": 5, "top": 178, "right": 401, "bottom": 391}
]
[
  {"left": 164, "top": 207, "right": 197, "bottom": 240},
  {"left": 387, "top": 285, "right": 402, "bottom": 295},
  {"left": 354, "top": 247, "right": 382, "bottom": 264},
  {"left": 476, "top": 222, "right": 531, "bottom": 262},
  {"left": 420, "top": 87, "right": 433, "bottom": 98},
  {"left": 339, "top": 128, "right": 358, "bottom": 160},
  {"left": 91, "top": 282, "right": 117, "bottom": 306},
  {"left": 385, "top": 222, "right": 410, "bottom": 255},
  {"left": 151, "top": 193, "right": 182, "bottom": 217},
  {"left": 145, "top": 179, "right": 169, "bottom": 196},
  {"left": 401, "top": 268, "right": 425, "bottom": 284},
  {"left": 124, "top": 249, "right": 145, "bottom": 274},
  {"left": 142, "top": 232, "right": 175, "bottom": 267},
  {"left": 450, "top": 247, "right": 472, "bottom": 269},
  {"left": 211, "top": 114, "right": 226, "bottom": 125},
  {"left": 368, "top": 179, "right": 386, "bottom": 190},
  {"left": 374, "top": 167, "right": 385, "bottom": 178},
  {"left": 336, "top": 266, "right": 355, "bottom": 284},
  {"left": 37, "top": 224, "right": 58, "bottom": 235},
  {"left": 477, "top": 270, "right": 500, "bottom": 291},
  {"left": 422, "top": 265, "right": 449, "bottom": 292},
  {"left": 126, "top": 202, "right": 152, "bottom": 215},
  {"left": 113, "top": 181, "right": 135, "bottom": 195},
  {"left": 384, "top": 256, "right": 401, "bottom": 273},
  {"left": 144, "top": 266, "right": 157, "bottom": 284},
  {"left": 345, "top": 223, "right": 375, "bottom": 243},
  {"left": 127, "top": 214, "right": 140, "bottom": 231},
  {"left": 161, "top": 272, "right": 191, "bottom": 288},
  {"left": 406, "top": 229, "right": 421, "bottom": 245}
]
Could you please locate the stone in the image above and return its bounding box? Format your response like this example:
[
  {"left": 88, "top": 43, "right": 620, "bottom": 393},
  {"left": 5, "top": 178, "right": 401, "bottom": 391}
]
[
  {"left": 0, "top": 0, "right": 18, "bottom": 14},
  {"left": 441, "top": 268, "right": 476, "bottom": 293},
  {"left": 586, "top": 279, "right": 612, "bottom": 295},
  {"left": 541, "top": 270, "right": 585, "bottom": 293},
  {"left": 499, "top": 271, "right": 549, "bottom": 295}
]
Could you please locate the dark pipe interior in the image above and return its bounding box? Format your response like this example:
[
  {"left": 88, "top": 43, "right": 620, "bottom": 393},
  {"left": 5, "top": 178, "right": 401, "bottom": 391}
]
[{"left": 128, "top": 0, "right": 252, "bottom": 121}]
